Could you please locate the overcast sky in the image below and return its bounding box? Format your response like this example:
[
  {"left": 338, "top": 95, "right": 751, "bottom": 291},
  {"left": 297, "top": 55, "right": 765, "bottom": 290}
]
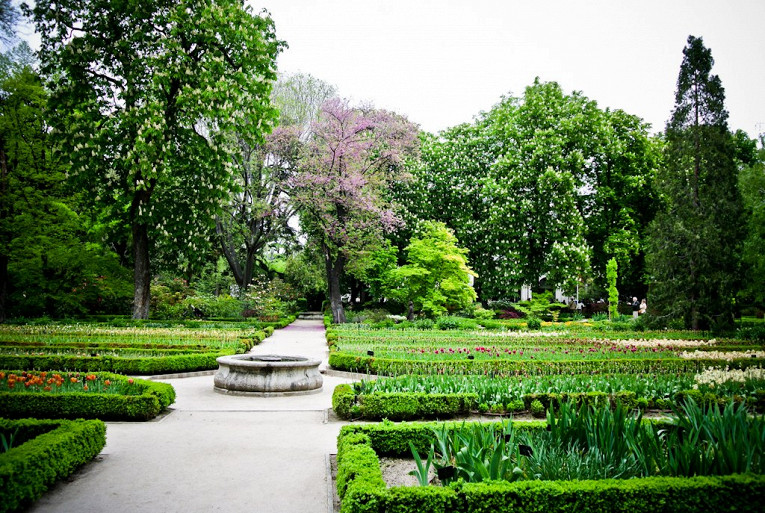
[{"left": 252, "top": 0, "right": 765, "bottom": 137}]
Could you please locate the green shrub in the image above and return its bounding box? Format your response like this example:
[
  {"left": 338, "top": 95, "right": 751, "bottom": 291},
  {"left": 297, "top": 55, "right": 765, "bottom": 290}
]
[
  {"left": 0, "top": 418, "right": 106, "bottom": 513},
  {"left": 525, "top": 318, "right": 542, "bottom": 330},
  {"left": 530, "top": 399, "right": 545, "bottom": 418}
]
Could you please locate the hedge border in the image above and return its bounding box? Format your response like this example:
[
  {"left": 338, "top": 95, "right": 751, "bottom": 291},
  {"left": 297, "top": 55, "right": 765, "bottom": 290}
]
[
  {"left": 336, "top": 421, "right": 765, "bottom": 513},
  {"left": 0, "top": 418, "right": 106, "bottom": 513},
  {"left": 329, "top": 351, "right": 765, "bottom": 376},
  {"left": 333, "top": 384, "right": 765, "bottom": 420},
  {"left": 0, "top": 372, "right": 175, "bottom": 421}
]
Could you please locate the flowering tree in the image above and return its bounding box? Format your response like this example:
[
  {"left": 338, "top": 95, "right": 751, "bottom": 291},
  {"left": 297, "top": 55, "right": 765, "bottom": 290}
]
[
  {"left": 29, "top": 0, "right": 283, "bottom": 318},
  {"left": 290, "top": 98, "right": 419, "bottom": 323},
  {"left": 216, "top": 73, "right": 336, "bottom": 295}
]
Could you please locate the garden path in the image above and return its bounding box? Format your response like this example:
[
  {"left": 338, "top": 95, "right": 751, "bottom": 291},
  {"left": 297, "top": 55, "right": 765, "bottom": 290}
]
[{"left": 27, "top": 319, "right": 354, "bottom": 513}]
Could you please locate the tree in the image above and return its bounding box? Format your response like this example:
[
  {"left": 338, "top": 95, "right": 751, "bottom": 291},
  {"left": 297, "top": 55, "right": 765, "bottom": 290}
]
[
  {"left": 385, "top": 221, "right": 477, "bottom": 319},
  {"left": 738, "top": 136, "right": 765, "bottom": 307},
  {"left": 606, "top": 258, "right": 618, "bottom": 320},
  {"left": 646, "top": 35, "right": 744, "bottom": 330},
  {"left": 399, "top": 80, "right": 658, "bottom": 300},
  {"left": 29, "top": 0, "right": 283, "bottom": 318},
  {"left": 215, "top": 73, "right": 336, "bottom": 296},
  {"left": 0, "top": 47, "right": 131, "bottom": 320},
  {"left": 290, "top": 98, "right": 419, "bottom": 323}
]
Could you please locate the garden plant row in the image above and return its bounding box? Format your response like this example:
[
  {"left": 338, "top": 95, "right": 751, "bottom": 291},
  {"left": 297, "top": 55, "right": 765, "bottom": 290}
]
[{"left": 335, "top": 405, "right": 765, "bottom": 513}]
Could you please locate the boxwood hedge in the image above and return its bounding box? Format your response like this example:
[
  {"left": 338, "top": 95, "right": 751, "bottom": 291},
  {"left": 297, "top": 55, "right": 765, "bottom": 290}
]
[
  {"left": 329, "top": 351, "right": 765, "bottom": 377},
  {"left": 0, "top": 418, "right": 106, "bottom": 513},
  {"left": 336, "top": 421, "right": 765, "bottom": 513}
]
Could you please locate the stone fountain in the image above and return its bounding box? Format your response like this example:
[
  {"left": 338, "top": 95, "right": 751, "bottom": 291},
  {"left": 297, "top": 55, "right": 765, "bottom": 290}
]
[{"left": 213, "top": 354, "right": 323, "bottom": 396}]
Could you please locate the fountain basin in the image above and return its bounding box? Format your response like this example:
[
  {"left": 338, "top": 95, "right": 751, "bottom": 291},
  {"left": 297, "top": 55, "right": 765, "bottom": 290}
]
[{"left": 213, "top": 354, "right": 323, "bottom": 396}]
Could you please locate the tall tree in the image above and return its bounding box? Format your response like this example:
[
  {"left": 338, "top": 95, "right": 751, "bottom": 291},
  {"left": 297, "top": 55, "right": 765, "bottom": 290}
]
[
  {"left": 0, "top": 47, "right": 131, "bottom": 320},
  {"left": 29, "top": 0, "right": 283, "bottom": 318},
  {"left": 385, "top": 221, "right": 477, "bottom": 319},
  {"left": 215, "top": 73, "right": 336, "bottom": 295},
  {"left": 646, "top": 35, "right": 744, "bottom": 330},
  {"left": 290, "top": 98, "right": 419, "bottom": 323},
  {"left": 399, "top": 80, "right": 658, "bottom": 300}
]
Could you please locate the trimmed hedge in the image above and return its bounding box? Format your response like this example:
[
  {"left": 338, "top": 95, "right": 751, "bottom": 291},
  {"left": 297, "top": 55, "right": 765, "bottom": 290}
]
[
  {"left": 0, "top": 372, "right": 175, "bottom": 421},
  {"left": 329, "top": 351, "right": 765, "bottom": 376},
  {"left": 0, "top": 351, "right": 228, "bottom": 375},
  {"left": 332, "top": 384, "right": 477, "bottom": 420},
  {"left": 0, "top": 418, "right": 106, "bottom": 513},
  {"left": 336, "top": 422, "right": 765, "bottom": 513}
]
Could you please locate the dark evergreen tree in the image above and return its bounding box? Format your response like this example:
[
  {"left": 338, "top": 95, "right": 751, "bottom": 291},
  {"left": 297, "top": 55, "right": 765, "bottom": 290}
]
[{"left": 646, "top": 35, "right": 744, "bottom": 330}]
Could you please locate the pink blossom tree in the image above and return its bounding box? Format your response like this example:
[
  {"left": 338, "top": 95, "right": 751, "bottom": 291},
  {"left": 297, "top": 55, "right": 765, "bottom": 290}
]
[{"left": 290, "top": 98, "right": 419, "bottom": 323}]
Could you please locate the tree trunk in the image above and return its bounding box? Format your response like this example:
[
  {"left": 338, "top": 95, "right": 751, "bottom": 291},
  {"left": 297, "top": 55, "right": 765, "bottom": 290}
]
[
  {"left": 241, "top": 246, "right": 257, "bottom": 298},
  {"left": 324, "top": 245, "right": 346, "bottom": 323},
  {"left": 132, "top": 222, "right": 151, "bottom": 319}
]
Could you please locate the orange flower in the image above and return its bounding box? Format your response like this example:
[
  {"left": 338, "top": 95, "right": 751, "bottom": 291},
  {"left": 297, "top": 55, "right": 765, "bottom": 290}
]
[
  {"left": 127, "top": 378, "right": 134, "bottom": 385},
  {"left": 83, "top": 384, "right": 89, "bottom": 391},
  {"left": 104, "top": 380, "right": 111, "bottom": 386},
  {"left": 44, "top": 386, "right": 51, "bottom": 391},
  {"left": 71, "top": 377, "right": 78, "bottom": 383}
]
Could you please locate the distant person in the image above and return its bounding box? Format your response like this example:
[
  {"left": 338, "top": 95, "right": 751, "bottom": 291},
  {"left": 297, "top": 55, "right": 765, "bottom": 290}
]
[
  {"left": 632, "top": 297, "right": 639, "bottom": 319},
  {"left": 639, "top": 299, "right": 647, "bottom": 315}
]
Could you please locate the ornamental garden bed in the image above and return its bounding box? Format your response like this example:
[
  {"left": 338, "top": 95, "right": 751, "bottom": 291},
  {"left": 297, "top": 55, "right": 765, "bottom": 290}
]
[
  {"left": 327, "top": 326, "right": 764, "bottom": 377},
  {"left": 0, "top": 324, "right": 277, "bottom": 374},
  {"left": 0, "top": 371, "right": 175, "bottom": 421},
  {"left": 0, "top": 417, "right": 106, "bottom": 513},
  {"left": 333, "top": 368, "right": 765, "bottom": 420},
  {"left": 335, "top": 402, "right": 765, "bottom": 513}
]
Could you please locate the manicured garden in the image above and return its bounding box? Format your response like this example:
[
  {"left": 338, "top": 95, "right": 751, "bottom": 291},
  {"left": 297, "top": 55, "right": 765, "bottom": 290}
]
[
  {"left": 329, "top": 319, "right": 765, "bottom": 511},
  {"left": 0, "top": 317, "right": 296, "bottom": 511},
  {"left": 336, "top": 401, "right": 765, "bottom": 513}
]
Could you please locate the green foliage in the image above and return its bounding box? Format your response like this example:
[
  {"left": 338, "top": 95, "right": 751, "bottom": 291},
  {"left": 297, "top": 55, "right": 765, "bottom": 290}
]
[
  {"left": 647, "top": 36, "right": 744, "bottom": 330},
  {"left": 512, "top": 292, "right": 565, "bottom": 322},
  {"left": 525, "top": 318, "right": 542, "bottom": 330},
  {"left": 337, "top": 418, "right": 765, "bottom": 513},
  {"left": 385, "top": 221, "right": 477, "bottom": 318},
  {"left": 529, "top": 399, "right": 545, "bottom": 418},
  {"left": 606, "top": 258, "right": 619, "bottom": 320},
  {"left": 29, "top": 0, "right": 284, "bottom": 318},
  {"left": 0, "top": 351, "right": 228, "bottom": 375},
  {"left": 738, "top": 138, "right": 765, "bottom": 307},
  {"left": 0, "top": 418, "right": 106, "bottom": 513}
]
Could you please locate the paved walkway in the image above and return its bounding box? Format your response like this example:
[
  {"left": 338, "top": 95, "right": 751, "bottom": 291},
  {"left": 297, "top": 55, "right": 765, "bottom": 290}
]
[{"left": 28, "top": 320, "right": 355, "bottom": 513}]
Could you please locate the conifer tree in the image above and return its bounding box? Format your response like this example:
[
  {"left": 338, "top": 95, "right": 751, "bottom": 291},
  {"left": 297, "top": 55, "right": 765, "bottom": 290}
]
[{"left": 646, "top": 36, "right": 744, "bottom": 330}]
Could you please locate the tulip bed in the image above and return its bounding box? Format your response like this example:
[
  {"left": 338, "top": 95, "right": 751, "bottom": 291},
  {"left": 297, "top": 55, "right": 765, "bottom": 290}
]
[{"left": 0, "top": 371, "right": 175, "bottom": 421}]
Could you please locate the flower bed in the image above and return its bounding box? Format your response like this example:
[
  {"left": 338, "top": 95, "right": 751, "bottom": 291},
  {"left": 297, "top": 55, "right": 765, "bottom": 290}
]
[
  {"left": 333, "top": 370, "right": 765, "bottom": 418},
  {"left": 0, "top": 417, "right": 106, "bottom": 513},
  {"left": 336, "top": 407, "right": 765, "bottom": 513},
  {"left": 0, "top": 371, "right": 175, "bottom": 421}
]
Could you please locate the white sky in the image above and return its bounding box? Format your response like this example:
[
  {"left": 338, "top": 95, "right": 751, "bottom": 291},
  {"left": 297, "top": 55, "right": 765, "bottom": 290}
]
[{"left": 252, "top": 0, "right": 765, "bottom": 137}]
